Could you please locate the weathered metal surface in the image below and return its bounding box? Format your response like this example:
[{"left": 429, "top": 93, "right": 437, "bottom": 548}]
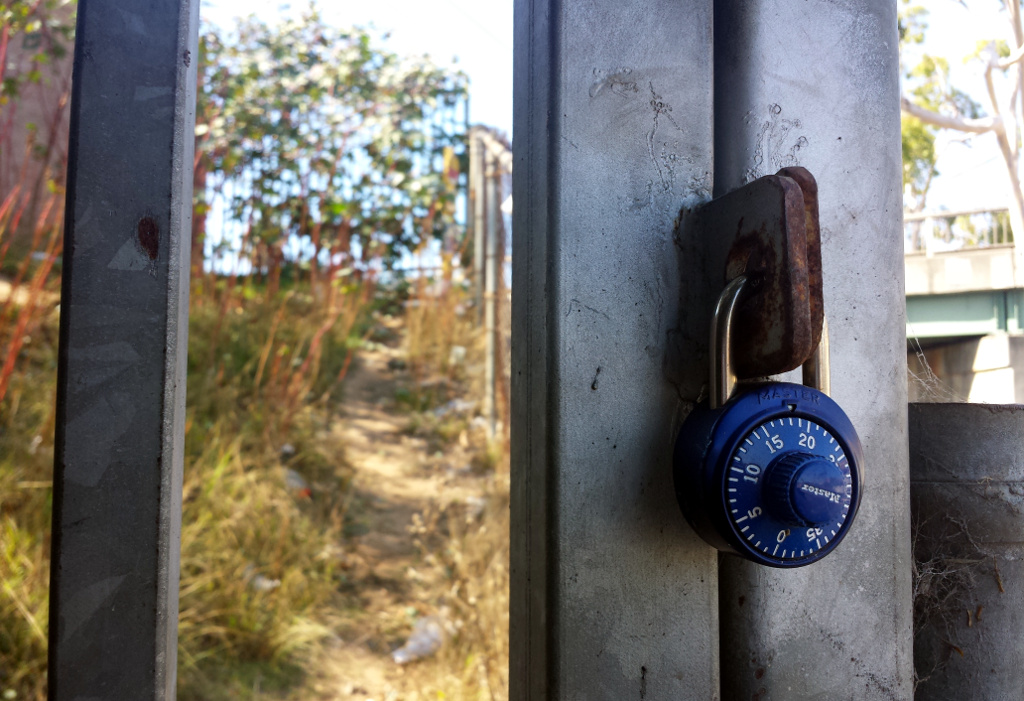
[
  {"left": 48, "top": 1, "right": 198, "bottom": 699},
  {"left": 511, "top": 0, "right": 719, "bottom": 697},
  {"left": 693, "top": 171, "right": 815, "bottom": 377},
  {"left": 778, "top": 166, "right": 824, "bottom": 353},
  {"left": 910, "top": 403, "right": 1024, "bottom": 700},
  {"left": 715, "top": 1, "right": 913, "bottom": 699}
]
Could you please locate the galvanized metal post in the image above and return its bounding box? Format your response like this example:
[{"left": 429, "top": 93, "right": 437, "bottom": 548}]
[
  {"left": 910, "top": 403, "right": 1024, "bottom": 700},
  {"left": 49, "top": 1, "right": 198, "bottom": 699},
  {"left": 466, "top": 133, "right": 478, "bottom": 283},
  {"left": 484, "top": 153, "right": 499, "bottom": 437},
  {"left": 714, "top": 3, "right": 913, "bottom": 698},
  {"left": 511, "top": 0, "right": 719, "bottom": 697},
  {"left": 471, "top": 131, "right": 487, "bottom": 322}
]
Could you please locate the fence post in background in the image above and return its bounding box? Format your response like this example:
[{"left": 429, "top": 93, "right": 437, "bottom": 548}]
[
  {"left": 48, "top": 1, "right": 198, "bottom": 699},
  {"left": 484, "top": 152, "right": 500, "bottom": 438},
  {"left": 466, "top": 131, "right": 478, "bottom": 287},
  {"left": 471, "top": 130, "right": 487, "bottom": 323},
  {"left": 714, "top": 2, "right": 913, "bottom": 697},
  {"left": 496, "top": 173, "right": 511, "bottom": 436},
  {"left": 511, "top": 0, "right": 720, "bottom": 697}
]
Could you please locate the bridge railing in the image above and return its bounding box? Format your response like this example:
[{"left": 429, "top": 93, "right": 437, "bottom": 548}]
[
  {"left": 904, "top": 207, "right": 1023, "bottom": 295},
  {"left": 904, "top": 206, "right": 1012, "bottom": 253}
]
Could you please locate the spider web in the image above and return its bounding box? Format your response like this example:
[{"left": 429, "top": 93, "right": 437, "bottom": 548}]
[{"left": 907, "top": 331, "right": 966, "bottom": 403}]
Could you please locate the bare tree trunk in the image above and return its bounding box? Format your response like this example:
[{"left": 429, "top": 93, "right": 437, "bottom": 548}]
[
  {"left": 901, "top": 49, "right": 1024, "bottom": 248},
  {"left": 991, "top": 125, "right": 1024, "bottom": 244}
]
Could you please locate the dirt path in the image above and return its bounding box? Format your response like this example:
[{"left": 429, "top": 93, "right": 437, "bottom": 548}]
[{"left": 320, "top": 337, "right": 484, "bottom": 699}]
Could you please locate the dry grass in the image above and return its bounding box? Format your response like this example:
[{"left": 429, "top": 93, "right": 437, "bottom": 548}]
[
  {"left": 0, "top": 258, "right": 514, "bottom": 700},
  {"left": 0, "top": 200, "right": 62, "bottom": 701},
  {"left": 409, "top": 480, "right": 510, "bottom": 700},
  {"left": 0, "top": 134, "right": 509, "bottom": 701},
  {"left": 0, "top": 273, "right": 377, "bottom": 700},
  {"left": 177, "top": 283, "right": 377, "bottom": 699},
  {"left": 391, "top": 265, "right": 510, "bottom": 700}
]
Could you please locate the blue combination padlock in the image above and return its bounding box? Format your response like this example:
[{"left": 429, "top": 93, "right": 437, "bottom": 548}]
[{"left": 674, "top": 275, "right": 863, "bottom": 568}]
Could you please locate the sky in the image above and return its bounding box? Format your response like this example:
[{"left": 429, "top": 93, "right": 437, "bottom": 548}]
[{"left": 200, "top": 0, "right": 514, "bottom": 136}]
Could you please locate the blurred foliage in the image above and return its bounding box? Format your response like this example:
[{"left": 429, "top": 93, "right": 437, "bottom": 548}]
[
  {"left": 0, "top": 291, "right": 59, "bottom": 701},
  {"left": 900, "top": 1, "right": 940, "bottom": 207},
  {"left": 0, "top": 0, "right": 74, "bottom": 106},
  {"left": 195, "top": 7, "right": 468, "bottom": 276},
  {"left": 906, "top": 53, "right": 981, "bottom": 119},
  {"left": 902, "top": 114, "right": 937, "bottom": 202}
]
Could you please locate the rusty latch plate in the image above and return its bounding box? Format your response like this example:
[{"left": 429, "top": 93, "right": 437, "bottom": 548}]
[{"left": 692, "top": 167, "right": 823, "bottom": 377}]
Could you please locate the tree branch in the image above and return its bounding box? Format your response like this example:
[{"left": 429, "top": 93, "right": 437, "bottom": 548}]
[
  {"left": 1009, "top": 0, "right": 1024, "bottom": 158},
  {"left": 984, "top": 50, "right": 1004, "bottom": 122},
  {"left": 900, "top": 95, "right": 1001, "bottom": 134},
  {"left": 996, "top": 41, "right": 1024, "bottom": 70}
]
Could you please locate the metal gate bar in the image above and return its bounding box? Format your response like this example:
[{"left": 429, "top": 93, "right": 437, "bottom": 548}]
[
  {"left": 511, "top": 0, "right": 719, "bottom": 697},
  {"left": 48, "top": 1, "right": 199, "bottom": 698},
  {"left": 714, "top": 2, "right": 913, "bottom": 697}
]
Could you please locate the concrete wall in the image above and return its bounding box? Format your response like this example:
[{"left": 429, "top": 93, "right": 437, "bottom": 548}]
[
  {"left": 908, "top": 334, "right": 1024, "bottom": 403},
  {"left": 905, "top": 246, "right": 1019, "bottom": 295}
]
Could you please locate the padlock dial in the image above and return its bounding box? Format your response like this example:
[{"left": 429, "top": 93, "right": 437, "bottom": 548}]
[
  {"left": 674, "top": 382, "right": 863, "bottom": 568},
  {"left": 726, "top": 417, "right": 853, "bottom": 564}
]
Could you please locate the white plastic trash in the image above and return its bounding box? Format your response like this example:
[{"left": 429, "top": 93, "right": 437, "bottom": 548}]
[{"left": 391, "top": 616, "right": 445, "bottom": 664}]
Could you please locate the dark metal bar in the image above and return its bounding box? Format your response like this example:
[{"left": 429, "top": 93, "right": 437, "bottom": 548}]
[
  {"left": 510, "top": 0, "right": 555, "bottom": 691},
  {"left": 49, "top": 1, "right": 198, "bottom": 698}
]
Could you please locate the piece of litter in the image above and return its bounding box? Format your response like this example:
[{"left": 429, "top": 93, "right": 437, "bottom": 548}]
[
  {"left": 243, "top": 564, "right": 281, "bottom": 592},
  {"left": 249, "top": 573, "right": 281, "bottom": 592},
  {"left": 432, "top": 398, "right": 477, "bottom": 418},
  {"left": 448, "top": 345, "right": 467, "bottom": 366},
  {"left": 391, "top": 616, "right": 445, "bottom": 664},
  {"left": 464, "top": 496, "right": 487, "bottom": 520}
]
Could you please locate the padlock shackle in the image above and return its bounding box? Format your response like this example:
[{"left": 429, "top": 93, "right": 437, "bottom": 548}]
[
  {"left": 802, "top": 315, "right": 830, "bottom": 396},
  {"left": 710, "top": 275, "right": 749, "bottom": 410},
  {"left": 711, "top": 276, "right": 831, "bottom": 410}
]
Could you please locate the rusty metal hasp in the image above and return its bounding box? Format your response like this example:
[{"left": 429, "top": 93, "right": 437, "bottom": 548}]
[{"left": 691, "top": 167, "right": 823, "bottom": 377}]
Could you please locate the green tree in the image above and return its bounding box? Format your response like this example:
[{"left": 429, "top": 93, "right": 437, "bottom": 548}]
[
  {"left": 900, "top": 0, "right": 1024, "bottom": 241},
  {"left": 194, "top": 7, "right": 467, "bottom": 291},
  {"left": 900, "top": 0, "right": 939, "bottom": 212}
]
